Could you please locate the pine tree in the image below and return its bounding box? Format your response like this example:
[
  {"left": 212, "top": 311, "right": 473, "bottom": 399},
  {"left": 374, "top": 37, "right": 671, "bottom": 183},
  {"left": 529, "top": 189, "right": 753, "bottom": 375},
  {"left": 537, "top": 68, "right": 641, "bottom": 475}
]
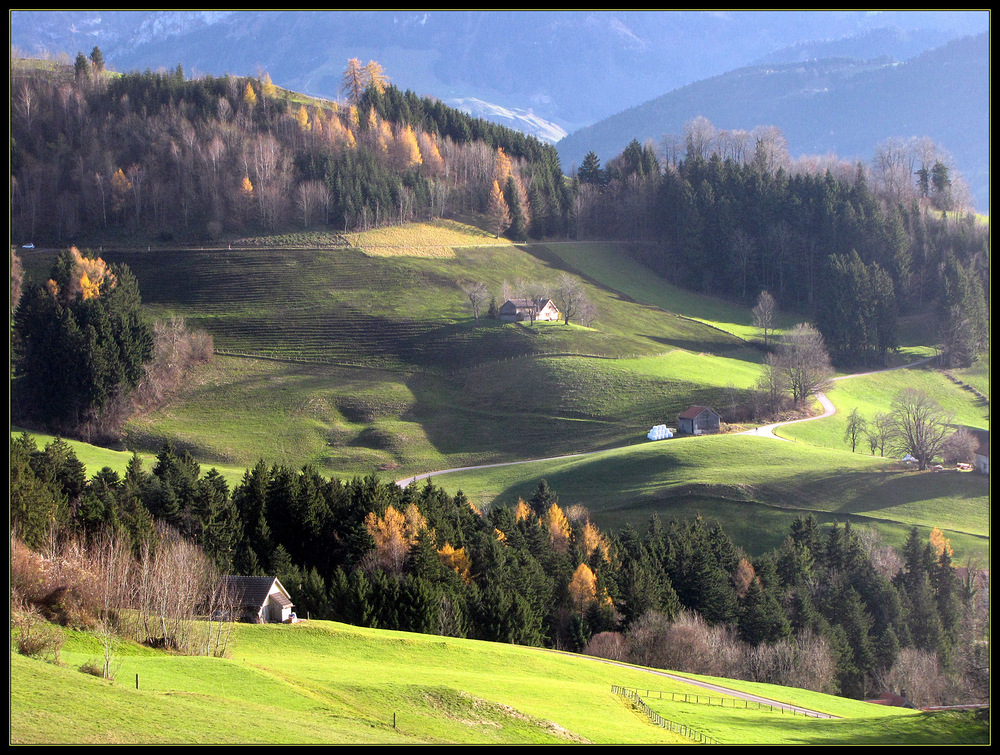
[{"left": 89, "top": 46, "right": 105, "bottom": 73}]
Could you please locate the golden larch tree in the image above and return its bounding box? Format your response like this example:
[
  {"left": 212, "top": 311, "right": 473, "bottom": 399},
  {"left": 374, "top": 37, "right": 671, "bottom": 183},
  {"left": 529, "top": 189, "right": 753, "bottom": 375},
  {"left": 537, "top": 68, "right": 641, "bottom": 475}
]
[
  {"left": 295, "top": 105, "right": 310, "bottom": 132},
  {"left": 929, "top": 527, "right": 953, "bottom": 558},
  {"left": 568, "top": 563, "right": 599, "bottom": 612},
  {"left": 580, "top": 521, "right": 611, "bottom": 563},
  {"left": 494, "top": 146, "right": 512, "bottom": 185},
  {"left": 47, "top": 246, "right": 116, "bottom": 304},
  {"left": 260, "top": 72, "right": 277, "bottom": 98},
  {"left": 365, "top": 59, "right": 389, "bottom": 93},
  {"left": 393, "top": 124, "right": 423, "bottom": 170},
  {"left": 418, "top": 131, "right": 445, "bottom": 176},
  {"left": 110, "top": 167, "right": 132, "bottom": 214},
  {"left": 437, "top": 542, "right": 473, "bottom": 583},
  {"left": 364, "top": 505, "right": 410, "bottom": 575},
  {"left": 545, "top": 503, "right": 571, "bottom": 554},
  {"left": 514, "top": 498, "right": 532, "bottom": 523},
  {"left": 487, "top": 179, "right": 511, "bottom": 238},
  {"left": 243, "top": 81, "right": 257, "bottom": 109},
  {"left": 341, "top": 58, "right": 366, "bottom": 105}
]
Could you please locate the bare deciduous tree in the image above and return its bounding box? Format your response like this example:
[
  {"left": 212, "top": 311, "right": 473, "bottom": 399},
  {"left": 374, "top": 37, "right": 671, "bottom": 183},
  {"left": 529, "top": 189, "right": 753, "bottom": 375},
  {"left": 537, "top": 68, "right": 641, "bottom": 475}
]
[
  {"left": 940, "top": 427, "right": 978, "bottom": 466},
  {"left": 844, "top": 407, "right": 867, "bottom": 453},
  {"left": 752, "top": 290, "right": 776, "bottom": 349},
  {"left": 773, "top": 323, "right": 833, "bottom": 406},
  {"left": 459, "top": 280, "right": 489, "bottom": 322},
  {"left": 890, "top": 389, "right": 953, "bottom": 470},
  {"left": 552, "top": 273, "right": 592, "bottom": 326}
]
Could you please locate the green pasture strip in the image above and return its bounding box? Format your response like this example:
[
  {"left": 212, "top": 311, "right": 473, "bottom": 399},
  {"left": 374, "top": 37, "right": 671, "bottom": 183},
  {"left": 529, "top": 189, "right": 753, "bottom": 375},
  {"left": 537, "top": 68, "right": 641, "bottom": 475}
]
[
  {"left": 17, "top": 619, "right": 961, "bottom": 745},
  {"left": 421, "top": 434, "right": 988, "bottom": 561},
  {"left": 540, "top": 241, "right": 796, "bottom": 341},
  {"left": 776, "top": 365, "right": 990, "bottom": 450},
  {"left": 641, "top": 693, "right": 984, "bottom": 745}
]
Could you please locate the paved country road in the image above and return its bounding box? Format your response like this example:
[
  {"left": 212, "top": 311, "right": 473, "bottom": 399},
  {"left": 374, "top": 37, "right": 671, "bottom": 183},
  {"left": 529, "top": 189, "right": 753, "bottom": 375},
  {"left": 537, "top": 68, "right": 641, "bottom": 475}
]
[{"left": 397, "top": 356, "right": 938, "bottom": 486}]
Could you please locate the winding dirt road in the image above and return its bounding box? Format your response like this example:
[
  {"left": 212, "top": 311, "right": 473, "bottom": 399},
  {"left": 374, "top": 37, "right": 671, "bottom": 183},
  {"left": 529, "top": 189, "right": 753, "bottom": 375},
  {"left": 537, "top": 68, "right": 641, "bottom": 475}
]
[{"left": 397, "top": 357, "right": 937, "bottom": 486}]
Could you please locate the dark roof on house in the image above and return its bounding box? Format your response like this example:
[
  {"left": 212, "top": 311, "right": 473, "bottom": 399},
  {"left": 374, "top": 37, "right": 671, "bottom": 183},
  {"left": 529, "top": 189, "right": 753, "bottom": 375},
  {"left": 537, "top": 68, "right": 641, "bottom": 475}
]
[
  {"left": 970, "top": 428, "right": 989, "bottom": 456},
  {"left": 678, "top": 405, "right": 717, "bottom": 419},
  {"left": 502, "top": 298, "right": 555, "bottom": 309},
  {"left": 221, "top": 576, "right": 285, "bottom": 609}
]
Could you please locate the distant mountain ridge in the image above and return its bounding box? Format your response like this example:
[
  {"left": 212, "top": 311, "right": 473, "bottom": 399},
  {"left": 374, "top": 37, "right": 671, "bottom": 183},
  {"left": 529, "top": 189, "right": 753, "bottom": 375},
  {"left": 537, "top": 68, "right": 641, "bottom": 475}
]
[
  {"left": 9, "top": 11, "right": 989, "bottom": 207},
  {"left": 556, "top": 33, "right": 989, "bottom": 210},
  {"left": 11, "top": 11, "right": 987, "bottom": 127}
]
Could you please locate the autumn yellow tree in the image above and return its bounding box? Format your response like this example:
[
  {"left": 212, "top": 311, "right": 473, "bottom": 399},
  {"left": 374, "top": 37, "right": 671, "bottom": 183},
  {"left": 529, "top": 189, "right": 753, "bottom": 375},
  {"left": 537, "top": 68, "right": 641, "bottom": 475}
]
[
  {"left": 544, "top": 503, "right": 571, "bottom": 553},
  {"left": 514, "top": 498, "right": 532, "bottom": 523},
  {"left": 365, "top": 506, "right": 409, "bottom": 575},
  {"left": 341, "top": 58, "right": 366, "bottom": 105},
  {"left": 418, "top": 131, "right": 445, "bottom": 176},
  {"left": 437, "top": 542, "right": 472, "bottom": 583},
  {"left": 929, "top": 527, "right": 953, "bottom": 559},
  {"left": 364, "top": 503, "right": 431, "bottom": 575},
  {"left": 580, "top": 521, "right": 611, "bottom": 563},
  {"left": 312, "top": 106, "right": 326, "bottom": 136},
  {"left": 260, "top": 72, "right": 277, "bottom": 98},
  {"left": 393, "top": 124, "right": 423, "bottom": 170},
  {"left": 365, "top": 59, "right": 388, "bottom": 93},
  {"left": 295, "top": 105, "right": 310, "bottom": 132},
  {"left": 110, "top": 167, "right": 132, "bottom": 215},
  {"left": 243, "top": 81, "right": 257, "bottom": 109},
  {"left": 46, "top": 246, "right": 115, "bottom": 304},
  {"left": 487, "top": 179, "right": 512, "bottom": 238},
  {"left": 494, "top": 146, "right": 512, "bottom": 186},
  {"left": 346, "top": 104, "right": 360, "bottom": 131},
  {"left": 373, "top": 113, "right": 393, "bottom": 157},
  {"left": 568, "top": 563, "right": 599, "bottom": 612},
  {"left": 732, "top": 557, "right": 756, "bottom": 599}
]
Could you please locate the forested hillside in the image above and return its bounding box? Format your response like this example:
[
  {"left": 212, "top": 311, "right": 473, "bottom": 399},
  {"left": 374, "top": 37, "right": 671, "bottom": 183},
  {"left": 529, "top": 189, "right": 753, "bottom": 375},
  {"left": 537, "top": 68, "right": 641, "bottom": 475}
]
[
  {"left": 573, "top": 137, "right": 989, "bottom": 368},
  {"left": 10, "top": 59, "right": 571, "bottom": 245},
  {"left": 12, "top": 432, "right": 988, "bottom": 707}
]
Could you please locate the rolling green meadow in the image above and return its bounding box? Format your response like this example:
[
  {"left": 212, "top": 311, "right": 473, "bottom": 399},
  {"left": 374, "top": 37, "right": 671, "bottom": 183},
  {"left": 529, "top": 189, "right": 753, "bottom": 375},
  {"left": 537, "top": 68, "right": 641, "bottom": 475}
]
[
  {"left": 16, "top": 224, "right": 989, "bottom": 564},
  {"left": 11, "top": 619, "right": 987, "bottom": 745},
  {"left": 12, "top": 224, "right": 989, "bottom": 744}
]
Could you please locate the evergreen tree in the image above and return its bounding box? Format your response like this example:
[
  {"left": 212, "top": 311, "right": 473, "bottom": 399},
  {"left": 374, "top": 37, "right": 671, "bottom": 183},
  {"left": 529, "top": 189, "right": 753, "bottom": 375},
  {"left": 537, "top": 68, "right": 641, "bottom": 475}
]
[
  {"left": 577, "top": 151, "right": 605, "bottom": 185},
  {"left": 89, "top": 46, "right": 105, "bottom": 73}
]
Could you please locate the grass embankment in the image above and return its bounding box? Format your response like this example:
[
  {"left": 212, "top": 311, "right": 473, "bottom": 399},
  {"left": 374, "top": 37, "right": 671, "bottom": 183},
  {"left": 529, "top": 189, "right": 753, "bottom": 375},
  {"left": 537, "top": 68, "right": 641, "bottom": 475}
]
[{"left": 15, "top": 619, "right": 985, "bottom": 745}]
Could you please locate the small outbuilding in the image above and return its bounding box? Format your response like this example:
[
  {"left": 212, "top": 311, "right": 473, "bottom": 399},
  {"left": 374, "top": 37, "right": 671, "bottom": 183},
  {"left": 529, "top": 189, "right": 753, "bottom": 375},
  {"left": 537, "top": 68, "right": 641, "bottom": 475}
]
[
  {"left": 971, "top": 429, "right": 989, "bottom": 474},
  {"left": 499, "top": 298, "right": 560, "bottom": 323},
  {"left": 677, "top": 406, "right": 721, "bottom": 435},
  {"left": 221, "top": 576, "right": 295, "bottom": 624}
]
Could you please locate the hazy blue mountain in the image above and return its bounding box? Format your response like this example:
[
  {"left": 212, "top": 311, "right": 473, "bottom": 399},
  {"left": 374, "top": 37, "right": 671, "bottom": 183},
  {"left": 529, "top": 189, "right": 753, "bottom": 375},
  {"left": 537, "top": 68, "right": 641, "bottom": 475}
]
[
  {"left": 9, "top": 11, "right": 988, "bottom": 206},
  {"left": 557, "top": 33, "right": 989, "bottom": 210},
  {"left": 10, "top": 11, "right": 987, "bottom": 131}
]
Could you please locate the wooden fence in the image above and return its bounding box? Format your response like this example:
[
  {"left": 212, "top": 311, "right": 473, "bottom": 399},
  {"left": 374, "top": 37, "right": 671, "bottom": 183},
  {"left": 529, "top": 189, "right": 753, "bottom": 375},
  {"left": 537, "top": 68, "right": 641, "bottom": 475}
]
[
  {"left": 612, "top": 685, "right": 720, "bottom": 744},
  {"left": 618, "top": 685, "right": 827, "bottom": 717}
]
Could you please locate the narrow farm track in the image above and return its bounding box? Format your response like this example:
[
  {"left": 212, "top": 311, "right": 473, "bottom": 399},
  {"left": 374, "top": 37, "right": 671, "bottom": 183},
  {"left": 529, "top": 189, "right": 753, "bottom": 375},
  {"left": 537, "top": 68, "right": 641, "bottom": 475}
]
[
  {"left": 397, "top": 356, "right": 938, "bottom": 486},
  {"left": 541, "top": 649, "right": 839, "bottom": 719},
  {"left": 739, "top": 356, "right": 937, "bottom": 440}
]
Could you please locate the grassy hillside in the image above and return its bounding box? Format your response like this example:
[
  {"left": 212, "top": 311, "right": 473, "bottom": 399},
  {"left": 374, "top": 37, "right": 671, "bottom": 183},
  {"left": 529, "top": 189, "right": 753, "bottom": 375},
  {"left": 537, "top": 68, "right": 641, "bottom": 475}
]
[
  {"left": 415, "top": 433, "right": 989, "bottom": 563},
  {"left": 12, "top": 619, "right": 986, "bottom": 745},
  {"left": 15, "top": 227, "right": 987, "bottom": 562},
  {"left": 18, "top": 226, "right": 760, "bottom": 477}
]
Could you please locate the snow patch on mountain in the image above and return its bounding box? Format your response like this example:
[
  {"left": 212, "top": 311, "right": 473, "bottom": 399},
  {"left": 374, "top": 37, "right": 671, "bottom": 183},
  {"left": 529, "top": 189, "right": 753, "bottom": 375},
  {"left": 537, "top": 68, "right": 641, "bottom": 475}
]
[{"left": 449, "top": 98, "right": 569, "bottom": 144}]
